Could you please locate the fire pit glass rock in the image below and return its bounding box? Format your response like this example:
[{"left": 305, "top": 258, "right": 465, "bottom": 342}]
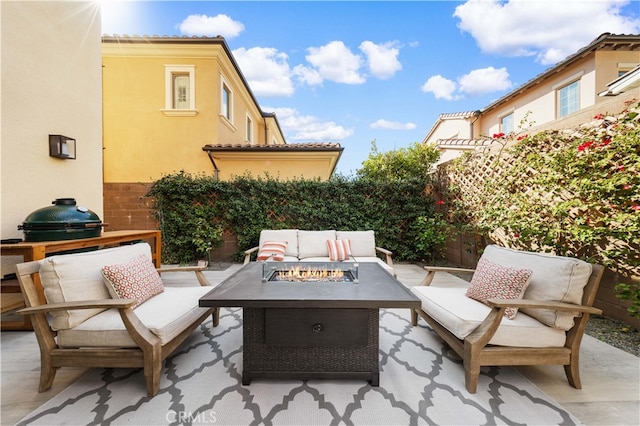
[{"left": 261, "top": 262, "right": 359, "bottom": 283}]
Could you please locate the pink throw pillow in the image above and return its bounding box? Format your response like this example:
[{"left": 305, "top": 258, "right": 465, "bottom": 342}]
[
  {"left": 465, "top": 257, "right": 532, "bottom": 319},
  {"left": 327, "top": 239, "right": 351, "bottom": 261},
  {"left": 101, "top": 254, "right": 164, "bottom": 308},
  {"left": 257, "top": 241, "right": 288, "bottom": 261}
]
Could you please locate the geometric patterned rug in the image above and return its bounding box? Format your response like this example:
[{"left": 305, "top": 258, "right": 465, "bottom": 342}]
[{"left": 17, "top": 308, "right": 581, "bottom": 425}]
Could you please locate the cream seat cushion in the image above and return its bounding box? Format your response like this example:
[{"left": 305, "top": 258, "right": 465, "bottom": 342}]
[
  {"left": 39, "top": 243, "right": 153, "bottom": 331},
  {"left": 57, "top": 286, "right": 212, "bottom": 348},
  {"left": 336, "top": 230, "right": 377, "bottom": 257},
  {"left": 481, "top": 245, "right": 592, "bottom": 330},
  {"left": 412, "top": 285, "right": 566, "bottom": 348},
  {"left": 298, "top": 230, "right": 336, "bottom": 259},
  {"left": 259, "top": 229, "right": 299, "bottom": 258}
]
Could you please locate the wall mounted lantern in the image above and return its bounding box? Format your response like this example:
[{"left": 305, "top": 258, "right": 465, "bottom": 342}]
[{"left": 49, "top": 134, "right": 76, "bottom": 159}]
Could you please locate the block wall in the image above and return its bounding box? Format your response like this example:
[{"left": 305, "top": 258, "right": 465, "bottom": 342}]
[{"left": 103, "top": 183, "right": 158, "bottom": 231}]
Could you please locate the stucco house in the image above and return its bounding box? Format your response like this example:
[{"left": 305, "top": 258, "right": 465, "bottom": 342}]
[
  {"left": 424, "top": 33, "right": 640, "bottom": 164},
  {"left": 102, "top": 35, "right": 343, "bottom": 231}
]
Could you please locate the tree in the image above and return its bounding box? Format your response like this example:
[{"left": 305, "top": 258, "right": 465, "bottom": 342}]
[{"left": 357, "top": 140, "right": 440, "bottom": 181}]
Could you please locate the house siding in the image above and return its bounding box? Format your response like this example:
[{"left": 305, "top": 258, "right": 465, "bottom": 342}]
[{"left": 1, "top": 1, "right": 103, "bottom": 241}]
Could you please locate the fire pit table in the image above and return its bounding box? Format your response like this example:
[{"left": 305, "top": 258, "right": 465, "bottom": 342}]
[{"left": 199, "top": 261, "right": 420, "bottom": 386}]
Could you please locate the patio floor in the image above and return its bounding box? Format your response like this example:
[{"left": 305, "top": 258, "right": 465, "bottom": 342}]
[{"left": 1, "top": 263, "right": 638, "bottom": 425}]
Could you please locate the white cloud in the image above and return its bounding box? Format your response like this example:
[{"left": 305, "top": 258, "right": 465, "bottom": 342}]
[
  {"left": 421, "top": 75, "right": 458, "bottom": 100},
  {"left": 359, "top": 41, "right": 402, "bottom": 80},
  {"left": 232, "top": 47, "right": 294, "bottom": 97},
  {"left": 292, "top": 64, "right": 324, "bottom": 86},
  {"left": 305, "top": 41, "right": 365, "bottom": 84},
  {"left": 422, "top": 67, "right": 512, "bottom": 99},
  {"left": 370, "top": 119, "right": 416, "bottom": 130},
  {"left": 266, "top": 106, "right": 354, "bottom": 141},
  {"left": 458, "top": 67, "right": 512, "bottom": 96},
  {"left": 454, "top": 0, "right": 640, "bottom": 65},
  {"left": 178, "top": 14, "right": 244, "bottom": 38}
]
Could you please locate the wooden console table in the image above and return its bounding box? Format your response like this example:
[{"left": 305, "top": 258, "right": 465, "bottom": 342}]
[{"left": 1, "top": 230, "right": 161, "bottom": 331}]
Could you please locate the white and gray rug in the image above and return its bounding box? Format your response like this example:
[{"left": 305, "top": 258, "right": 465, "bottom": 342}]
[{"left": 18, "top": 308, "right": 580, "bottom": 425}]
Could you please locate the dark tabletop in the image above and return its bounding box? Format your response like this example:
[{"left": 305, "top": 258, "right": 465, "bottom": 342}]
[{"left": 199, "top": 262, "right": 420, "bottom": 309}]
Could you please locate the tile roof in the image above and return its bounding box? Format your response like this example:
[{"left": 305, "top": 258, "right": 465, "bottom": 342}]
[
  {"left": 202, "top": 143, "right": 343, "bottom": 152},
  {"left": 482, "top": 33, "right": 640, "bottom": 113}
]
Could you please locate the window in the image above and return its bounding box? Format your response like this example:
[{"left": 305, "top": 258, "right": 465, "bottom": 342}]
[
  {"left": 163, "top": 65, "right": 196, "bottom": 116},
  {"left": 173, "top": 74, "right": 190, "bottom": 109},
  {"left": 246, "top": 115, "right": 253, "bottom": 143},
  {"left": 221, "top": 77, "right": 233, "bottom": 122},
  {"left": 500, "top": 113, "right": 514, "bottom": 134},
  {"left": 558, "top": 80, "right": 579, "bottom": 117},
  {"left": 618, "top": 62, "right": 637, "bottom": 77}
]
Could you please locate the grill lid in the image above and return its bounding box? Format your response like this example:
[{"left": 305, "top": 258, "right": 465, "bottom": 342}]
[{"left": 18, "top": 198, "right": 102, "bottom": 230}]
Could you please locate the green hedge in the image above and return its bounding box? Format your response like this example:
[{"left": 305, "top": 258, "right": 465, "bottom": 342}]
[{"left": 147, "top": 173, "right": 444, "bottom": 264}]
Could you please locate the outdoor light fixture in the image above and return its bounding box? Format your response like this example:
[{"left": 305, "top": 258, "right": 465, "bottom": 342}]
[{"left": 49, "top": 134, "right": 76, "bottom": 159}]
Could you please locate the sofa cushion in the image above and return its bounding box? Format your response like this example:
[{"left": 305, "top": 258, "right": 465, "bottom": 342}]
[
  {"left": 259, "top": 229, "right": 299, "bottom": 257},
  {"left": 466, "top": 257, "right": 532, "bottom": 319},
  {"left": 298, "top": 230, "right": 336, "bottom": 259},
  {"left": 257, "top": 241, "right": 288, "bottom": 261},
  {"left": 412, "top": 285, "right": 566, "bottom": 348},
  {"left": 57, "top": 286, "right": 212, "bottom": 348},
  {"left": 327, "top": 239, "right": 351, "bottom": 261},
  {"left": 481, "top": 245, "right": 592, "bottom": 330},
  {"left": 336, "top": 231, "right": 376, "bottom": 257},
  {"left": 39, "top": 243, "right": 153, "bottom": 331},
  {"left": 102, "top": 254, "right": 164, "bottom": 308}
]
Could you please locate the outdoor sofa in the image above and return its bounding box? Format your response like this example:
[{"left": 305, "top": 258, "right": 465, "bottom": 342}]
[{"left": 243, "top": 229, "right": 395, "bottom": 275}]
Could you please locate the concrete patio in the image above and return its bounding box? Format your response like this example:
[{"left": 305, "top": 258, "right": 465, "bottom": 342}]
[{"left": 1, "top": 263, "right": 638, "bottom": 425}]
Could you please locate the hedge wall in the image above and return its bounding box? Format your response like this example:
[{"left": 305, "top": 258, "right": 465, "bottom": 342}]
[{"left": 147, "top": 173, "right": 444, "bottom": 264}]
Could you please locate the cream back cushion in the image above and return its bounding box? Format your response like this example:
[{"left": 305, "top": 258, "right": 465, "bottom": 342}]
[
  {"left": 336, "top": 230, "right": 377, "bottom": 257},
  {"left": 298, "top": 230, "right": 336, "bottom": 259},
  {"left": 480, "top": 245, "right": 592, "bottom": 330},
  {"left": 39, "top": 243, "right": 153, "bottom": 331},
  {"left": 259, "top": 229, "right": 299, "bottom": 257}
]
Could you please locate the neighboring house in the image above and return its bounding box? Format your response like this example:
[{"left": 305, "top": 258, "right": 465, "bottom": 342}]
[
  {"left": 1, "top": 2, "right": 103, "bottom": 243},
  {"left": 420, "top": 111, "right": 493, "bottom": 164},
  {"left": 102, "top": 35, "right": 343, "bottom": 231},
  {"left": 425, "top": 33, "right": 640, "bottom": 164}
]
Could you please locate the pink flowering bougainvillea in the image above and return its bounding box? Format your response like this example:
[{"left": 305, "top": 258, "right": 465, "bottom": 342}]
[{"left": 442, "top": 99, "right": 640, "bottom": 317}]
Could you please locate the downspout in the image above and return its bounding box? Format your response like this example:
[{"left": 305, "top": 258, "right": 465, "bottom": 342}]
[
  {"left": 470, "top": 110, "right": 481, "bottom": 138},
  {"left": 264, "top": 116, "right": 269, "bottom": 145},
  {"left": 205, "top": 150, "right": 220, "bottom": 180}
]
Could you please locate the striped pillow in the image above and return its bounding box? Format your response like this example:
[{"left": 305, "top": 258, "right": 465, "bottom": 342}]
[
  {"left": 327, "top": 239, "right": 351, "bottom": 261},
  {"left": 257, "top": 241, "right": 288, "bottom": 261}
]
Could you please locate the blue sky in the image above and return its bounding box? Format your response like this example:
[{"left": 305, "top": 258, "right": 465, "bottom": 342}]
[{"left": 100, "top": 0, "right": 640, "bottom": 175}]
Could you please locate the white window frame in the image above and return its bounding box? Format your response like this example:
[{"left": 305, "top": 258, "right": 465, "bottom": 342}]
[
  {"left": 162, "top": 65, "right": 197, "bottom": 116},
  {"left": 246, "top": 114, "right": 254, "bottom": 144},
  {"left": 220, "top": 76, "right": 233, "bottom": 124},
  {"left": 499, "top": 111, "right": 514, "bottom": 134},
  {"left": 553, "top": 71, "right": 582, "bottom": 118}
]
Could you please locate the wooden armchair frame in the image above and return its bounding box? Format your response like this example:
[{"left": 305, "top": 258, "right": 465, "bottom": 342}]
[
  {"left": 411, "top": 263, "right": 604, "bottom": 393},
  {"left": 16, "top": 262, "right": 218, "bottom": 397}
]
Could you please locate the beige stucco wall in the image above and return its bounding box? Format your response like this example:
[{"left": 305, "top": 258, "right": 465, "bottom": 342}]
[
  {"left": 102, "top": 40, "right": 273, "bottom": 183},
  {"left": 477, "top": 50, "right": 639, "bottom": 137},
  {"left": 1, "top": 1, "right": 103, "bottom": 242},
  {"left": 423, "top": 117, "right": 473, "bottom": 144},
  {"left": 212, "top": 152, "right": 341, "bottom": 181}
]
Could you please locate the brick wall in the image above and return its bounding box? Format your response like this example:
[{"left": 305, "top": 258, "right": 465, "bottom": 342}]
[{"left": 103, "top": 183, "right": 158, "bottom": 231}]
